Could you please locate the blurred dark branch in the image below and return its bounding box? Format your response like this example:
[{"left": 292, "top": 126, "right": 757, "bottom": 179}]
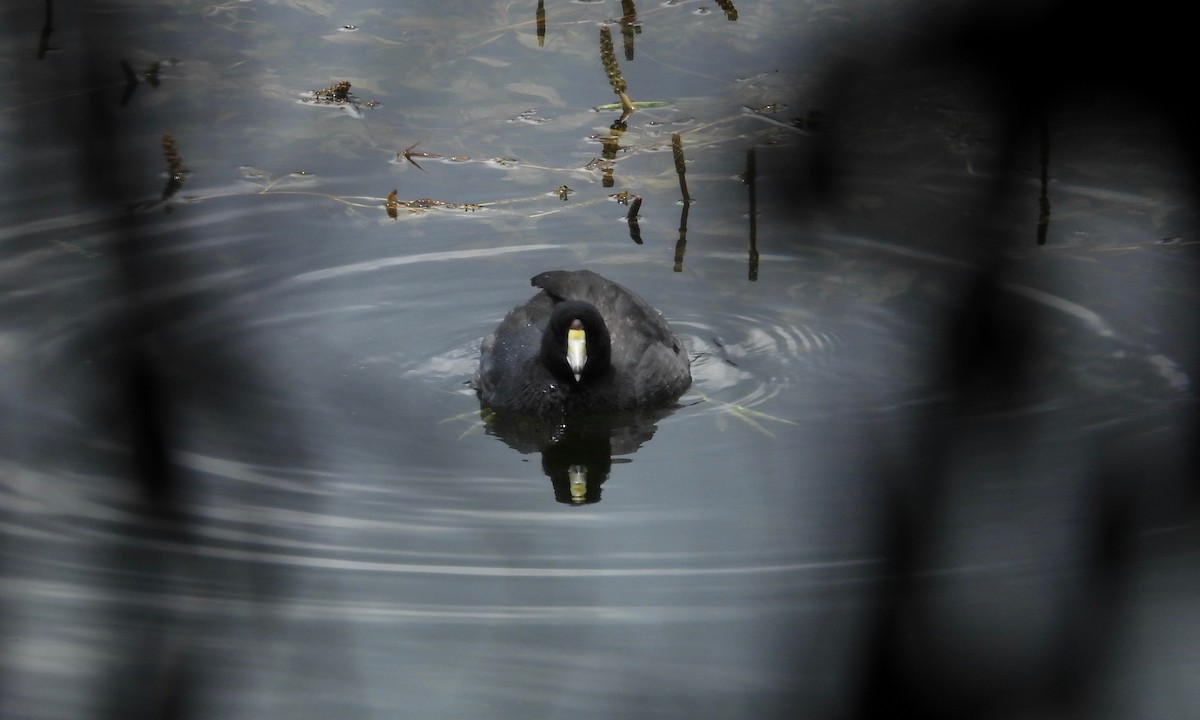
[
  {"left": 745, "top": 147, "right": 758, "bottom": 281},
  {"left": 1036, "top": 118, "right": 1049, "bottom": 246},
  {"left": 37, "top": 0, "right": 53, "bottom": 58}
]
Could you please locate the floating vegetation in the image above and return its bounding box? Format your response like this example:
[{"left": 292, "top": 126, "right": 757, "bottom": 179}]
[
  {"left": 160, "top": 133, "right": 188, "bottom": 202},
  {"left": 144, "top": 61, "right": 163, "bottom": 88},
  {"left": 585, "top": 133, "right": 624, "bottom": 188},
  {"left": 744, "top": 105, "right": 826, "bottom": 133},
  {"left": 697, "top": 394, "right": 798, "bottom": 438},
  {"left": 316, "top": 80, "right": 351, "bottom": 101},
  {"left": 390, "top": 151, "right": 524, "bottom": 174},
  {"left": 598, "top": 25, "right": 635, "bottom": 116},
  {"left": 300, "top": 80, "right": 379, "bottom": 115},
  {"left": 398, "top": 142, "right": 441, "bottom": 172},
  {"left": 592, "top": 100, "right": 671, "bottom": 111},
  {"left": 749, "top": 102, "right": 786, "bottom": 114},
  {"left": 508, "top": 108, "right": 551, "bottom": 124},
  {"left": 238, "top": 167, "right": 321, "bottom": 192},
  {"left": 384, "top": 188, "right": 483, "bottom": 217},
  {"left": 162, "top": 134, "right": 187, "bottom": 179},
  {"left": 714, "top": 0, "right": 739, "bottom": 21},
  {"left": 119, "top": 58, "right": 176, "bottom": 106},
  {"left": 126, "top": 133, "right": 189, "bottom": 212}
]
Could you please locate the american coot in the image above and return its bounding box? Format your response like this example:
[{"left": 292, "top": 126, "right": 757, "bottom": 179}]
[{"left": 474, "top": 270, "right": 692, "bottom": 417}]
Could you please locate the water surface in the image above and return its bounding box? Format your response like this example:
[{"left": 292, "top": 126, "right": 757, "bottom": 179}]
[{"left": 2, "top": 1, "right": 1198, "bottom": 718}]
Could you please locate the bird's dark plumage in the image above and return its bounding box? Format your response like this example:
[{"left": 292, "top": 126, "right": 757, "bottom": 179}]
[{"left": 474, "top": 270, "right": 691, "bottom": 416}]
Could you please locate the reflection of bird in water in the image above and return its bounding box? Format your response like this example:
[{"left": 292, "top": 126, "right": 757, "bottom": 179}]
[
  {"left": 539, "top": 421, "right": 620, "bottom": 505},
  {"left": 474, "top": 270, "right": 691, "bottom": 417},
  {"left": 474, "top": 270, "right": 690, "bottom": 504}
]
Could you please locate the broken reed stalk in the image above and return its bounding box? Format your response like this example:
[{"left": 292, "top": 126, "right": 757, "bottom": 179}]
[
  {"left": 536, "top": 0, "right": 546, "bottom": 47},
  {"left": 714, "top": 0, "right": 738, "bottom": 21},
  {"left": 620, "top": 0, "right": 638, "bottom": 60},
  {"left": 1037, "top": 118, "right": 1050, "bottom": 246},
  {"left": 626, "top": 195, "right": 643, "bottom": 245},
  {"left": 671, "top": 133, "right": 691, "bottom": 204},
  {"left": 599, "top": 25, "right": 635, "bottom": 114},
  {"left": 674, "top": 202, "right": 689, "bottom": 272},
  {"left": 626, "top": 195, "right": 642, "bottom": 221},
  {"left": 746, "top": 147, "right": 758, "bottom": 281}
]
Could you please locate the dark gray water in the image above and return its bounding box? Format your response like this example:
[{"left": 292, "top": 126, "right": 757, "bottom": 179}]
[{"left": 3, "top": 1, "right": 1198, "bottom": 718}]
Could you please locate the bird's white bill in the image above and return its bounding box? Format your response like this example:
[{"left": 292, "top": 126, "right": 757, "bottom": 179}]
[
  {"left": 566, "top": 327, "right": 587, "bottom": 382},
  {"left": 569, "top": 464, "right": 587, "bottom": 502}
]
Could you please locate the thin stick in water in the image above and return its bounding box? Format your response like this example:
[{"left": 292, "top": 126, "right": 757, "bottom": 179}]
[{"left": 671, "top": 133, "right": 691, "bottom": 205}]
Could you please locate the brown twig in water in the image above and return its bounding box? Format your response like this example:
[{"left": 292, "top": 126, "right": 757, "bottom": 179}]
[
  {"left": 671, "top": 133, "right": 691, "bottom": 205},
  {"left": 745, "top": 147, "right": 758, "bottom": 280},
  {"left": 674, "top": 202, "right": 689, "bottom": 272},
  {"left": 620, "top": 0, "right": 639, "bottom": 60},
  {"left": 536, "top": 0, "right": 546, "bottom": 47},
  {"left": 626, "top": 195, "right": 642, "bottom": 221},
  {"left": 626, "top": 195, "right": 643, "bottom": 245}
]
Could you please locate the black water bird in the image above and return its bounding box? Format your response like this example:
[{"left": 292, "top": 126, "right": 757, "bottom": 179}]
[{"left": 474, "top": 270, "right": 691, "bottom": 417}]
